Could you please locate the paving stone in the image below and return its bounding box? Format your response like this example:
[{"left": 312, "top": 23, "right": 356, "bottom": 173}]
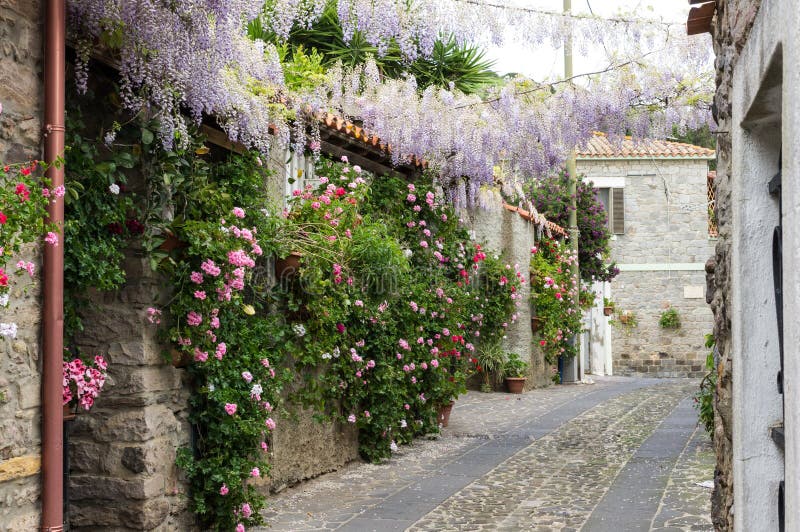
[{"left": 257, "top": 377, "right": 713, "bottom": 531}]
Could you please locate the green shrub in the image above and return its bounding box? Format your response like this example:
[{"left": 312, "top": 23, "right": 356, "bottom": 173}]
[{"left": 659, "top": 307, "right": 681, "bottom": 329}]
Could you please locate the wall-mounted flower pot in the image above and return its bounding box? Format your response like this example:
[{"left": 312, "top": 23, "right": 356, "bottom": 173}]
[
  {"left": 619, "top": 313, "right": 632, "bottom": 324},
  {"left": 170, "top": 349, "right": 191, "bottom": 369},
  {"left": 531, "top": 316, "right": 544, "bottom": 333},
  {"left": 603, "top": 306, "right": 614, "bottom": 316},
  {"left": 63, "top": 404, "right": 77, "bottom": 421},
  {"left": 505, "top": 377, "right": 526, "bottom": 394},
  {"left": 275, "top": 252, "right": 302, "bottom": 279},
  {"left": 158, "top": 231, "right": 186, "bottom": 252},
  {"left": 437, "top": 401, "right": 455, "bottom": 427}
]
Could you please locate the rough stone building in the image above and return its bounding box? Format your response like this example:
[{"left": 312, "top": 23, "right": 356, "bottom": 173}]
[
  {"left": 0, "top": 1, "right": 46, "bottom": 529},
  {"left": 701, "top": 0, "right": 797, "bottom": 530},
  {"left": 576, "top": 135, "right": 716, "bottom": 377}
]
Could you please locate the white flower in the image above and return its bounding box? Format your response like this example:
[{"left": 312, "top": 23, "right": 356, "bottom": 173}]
[
  {"left": 0, "top": 322, "right": 18, "bottom": 338},
  {"left": 333, "top": 347, "right": 340, "bottom": 358},
  {"left": 0, "top": 294, "right": 9, "bottom": 307},
  {"left": 109, "top": 183, "right": 120, "bottom": 195},
  {"left": 250, "top": 384, "right": 263, "bottom": 396},
  {"left": 400, "top": 419, "right": 407, "bottom": 428},
  {"left": 208, "top": 384, "right": 215, "bottom": 392},
  {"left": 403, "top": 249, "right": 413, "bottom": 258},
  {"left": 292, "top": 323, "right": 306, "bottom": 337},
  {"left": 322, "top": 352, "right": 332, "bottom": 360},
  {"left": 390, "top": 440, "right": 398, "bottom": 453}
]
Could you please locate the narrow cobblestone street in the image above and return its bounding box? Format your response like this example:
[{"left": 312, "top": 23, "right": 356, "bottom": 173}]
[{"left": 259, "top": 377, "right": 714, "bottom": 531}]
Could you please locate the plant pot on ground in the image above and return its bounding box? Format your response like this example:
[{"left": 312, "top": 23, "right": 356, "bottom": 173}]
[
  {"left": 503, "top": 352, "right": 529, "bottom": 394},
  {"left": 475, "top": 341, "right": 507, "bottom": 393},
  {"left": 438, "top": 401, "right": 455, "bottom": 427}
]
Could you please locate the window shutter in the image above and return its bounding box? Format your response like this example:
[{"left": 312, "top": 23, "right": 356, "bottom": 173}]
[{"left": 611, "top": 187, "right": 625, "bottom": 234}]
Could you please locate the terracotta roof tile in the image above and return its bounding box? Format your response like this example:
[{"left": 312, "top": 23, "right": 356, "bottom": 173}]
[
  {"left": 577, "top": 132, "right": 715, "bottom": 159},
  {"left": 502, "top": 203, "right": 568, "bottom": 238},
  {"left": 318, "top": 112, "right": 428, "bottom": 169}
]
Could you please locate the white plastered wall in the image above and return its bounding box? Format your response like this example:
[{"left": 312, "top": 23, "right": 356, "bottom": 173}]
[{"left": 730, "top": 0, "right": 796, "bottom": 528}]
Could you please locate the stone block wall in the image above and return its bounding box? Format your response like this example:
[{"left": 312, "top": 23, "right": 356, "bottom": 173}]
[
  {"left": 68, "top": 254, "right": 194, "bottom": 530},
  {"left": 707, "top": 2, "right": 762, "bottom": 529},
  {"left": 466, "top": 205, "right": 553, "bottom": 389},
  {"left": 0, "top": 1, "right": 44, "bottom": 530},
  {"left": 578, "top": 158, "right": 715, "bottom": 376},
  {"left": 609, "top": 270, "right": 711, "bottom": 377}
]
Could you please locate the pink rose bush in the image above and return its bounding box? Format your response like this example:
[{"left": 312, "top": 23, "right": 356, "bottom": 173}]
[
  {"left": 530, "top": 239, "right": 585, "bottom": 363},
  {"left": 283, "top": 160, "right": 521, "bottom": 462}
]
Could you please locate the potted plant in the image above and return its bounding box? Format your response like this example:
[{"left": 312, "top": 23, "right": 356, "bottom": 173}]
[
  {"left": 603, "top": 297, "right": 615, "bottom": 316},
  {"left": 503, "top": 353, "right": 529, "bottom": 394},
  {"left": 63, "top": 349, "right": 109, "bottom": 417},
  {"left": 475, "top": 341, "right": 507, "bottom": 392},
  {"left": 274, "top": 250, "right": 302, "bottom": 279},
  {"left": 659, "top": 307, "right": 681, "bottom": 329},
  {"left": 530, "top": 315, "right": 544, "bottom": 333}
]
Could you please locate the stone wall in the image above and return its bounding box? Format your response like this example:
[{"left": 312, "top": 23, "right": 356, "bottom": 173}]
[
  {"left": 608, "top": 270, "right": 710, "bottom": 377},
  {"left": 578, "top": 158, "right": 715, "bottom": 377},
  {"left": 465, "top": 205, "right": 553, "bottom": 389},
  {"left": 68, "top": 253, "right": 194, "bottom": 530},
  {"left": 707, "top": 2, "right": 762, "bottom": 529},
  {"left": 0, "top": 1, "right": 44, "bottom": 529}
]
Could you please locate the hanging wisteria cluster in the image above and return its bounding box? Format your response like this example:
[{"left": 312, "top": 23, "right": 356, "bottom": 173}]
[{"left": 67, "top": 0, "right": 713, "bottom": 204}]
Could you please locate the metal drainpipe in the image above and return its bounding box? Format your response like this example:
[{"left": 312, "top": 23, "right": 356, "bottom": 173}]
[{"left": 42, "top": 0, "right": 66, "bottom": 530}]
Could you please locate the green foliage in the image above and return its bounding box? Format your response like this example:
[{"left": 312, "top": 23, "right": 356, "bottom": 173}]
[
  {"left": 281, "top": 158, "right": 522, "bottom": 462},
  {"left": 63, "top": 111, "right": 140, "bottom": 334},
  {"left": 278, "top": 44, "right": 329, "bottom": 93},
  {"left": 695, "top": 333, "right": 716, "bottom": 436},
  {"left": 659, "top": 307, "right": 681, "bottom": 329},
  {"left": 475, "top": 341, "right": 506, "bottom": 388},
  {"left": 250, "top": 2, "right": 498, "bottom": 94},
  {"left": 503, "top": 353, "right": 528, "bottom": 378},
  {"left": 0, "top": 158, "right": 57, "bottom": 297},
  {"left": 527, "top": 171, "right": 619, "bottom": 283}
]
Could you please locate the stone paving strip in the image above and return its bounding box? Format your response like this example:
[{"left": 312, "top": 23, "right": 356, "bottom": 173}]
[
  {"left": 258, "top": 378, "right": 710, "bottom": 531},
  {"left": 261, "top": 378, "right": 634, "bottom": 531},
  {"left": 410, "top": 381, "right": 698, "bottom": 532},
  {"left": 650, "top": 426, "right": 714, "bottom": 531}
]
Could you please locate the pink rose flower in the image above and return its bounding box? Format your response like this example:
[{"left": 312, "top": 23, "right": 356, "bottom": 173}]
[{"left": 224, "top": 403, "right": 237, "bottom": 415}]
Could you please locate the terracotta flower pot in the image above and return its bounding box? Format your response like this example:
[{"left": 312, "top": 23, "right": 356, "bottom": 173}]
[
  {"left": 603, "top": 306, "right": 614, "bottom": 316},
  {"left": 531, "top": 316, "right": 544, "bottom": 333},
  {"left": 158, "top": 231, "right": 186, "bottom": 252},
  {"left": 170, "top": 348, "right": 191, "bottom": 369},
  {"left": 275, "top": 252, "right": 302, "bottom": 279},
  {"left": 63, "top": 403, "right": 77, "bottom": 421},
  {"left": 437, "top": 401, "right": 455, "bottom": 427},
  {"left": 505, "top": 377, "right": 526, "bottom": 394}
]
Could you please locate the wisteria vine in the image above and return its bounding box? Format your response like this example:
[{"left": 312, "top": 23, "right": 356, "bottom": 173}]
[{"left": 67, "top": 0, "right": 712, "bottom": 205}]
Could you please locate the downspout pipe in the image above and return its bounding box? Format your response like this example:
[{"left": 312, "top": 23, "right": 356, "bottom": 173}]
[{"left": 42, "top": 0, "right": 66, "bottom": 530}]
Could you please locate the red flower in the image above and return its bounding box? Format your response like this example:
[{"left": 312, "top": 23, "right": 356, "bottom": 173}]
[
  {"left": 0, "top": 269, "right": 7, "bottom": 286},
  {"left": 15, "top": 183, "right": 30, "bottom": 201},
  {"left": 125, "top": 218, "right": 145, "bottom": 235},
  {"left": 0, "top": 211, "right": 6, "bottom": 224},
  {"left": 335, "top": 187, "right": 346, "bottom": 197},
  {"left": 336, "top": 323, "right": 346, "bottom": 334}
]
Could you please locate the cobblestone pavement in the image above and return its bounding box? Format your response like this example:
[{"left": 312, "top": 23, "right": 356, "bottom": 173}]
[{"left": 259, "top": 377, "right": 714, "bottom": 531}]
